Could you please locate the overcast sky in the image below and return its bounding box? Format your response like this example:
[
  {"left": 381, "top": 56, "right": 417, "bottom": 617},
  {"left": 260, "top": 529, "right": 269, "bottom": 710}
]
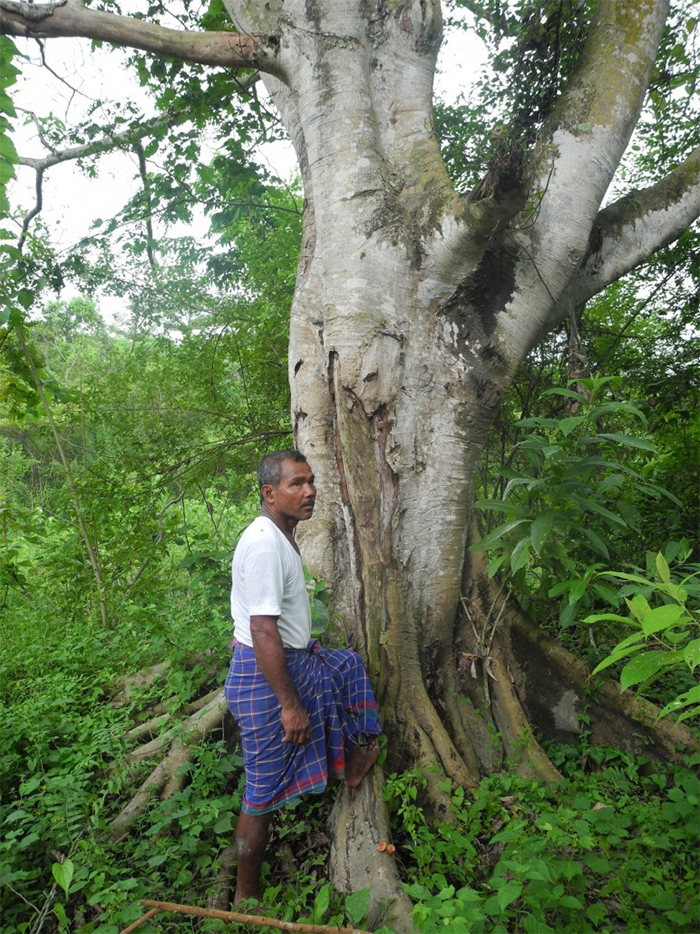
[{"left": 9, "top": 10, "right": 485, "bottom": 313}]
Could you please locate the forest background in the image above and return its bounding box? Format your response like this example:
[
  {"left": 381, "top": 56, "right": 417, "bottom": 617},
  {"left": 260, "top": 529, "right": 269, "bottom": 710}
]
[{"left": 1, "top": 1, "right": 699, "bottom": 932}]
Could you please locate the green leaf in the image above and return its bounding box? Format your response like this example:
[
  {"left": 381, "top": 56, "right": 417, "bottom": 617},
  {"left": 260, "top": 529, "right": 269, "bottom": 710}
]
[
  {"left": 530, "top": 511, "right": 554, "bottom": 553},
  {"left": 312, "top": 882, "right": 331, "bottom": 922},
  {"left": 657, "top": 685, "right": 700, "bottom": 720},
  {"left": 619, "top": 651, "right": 671, "bottom": 691},
  {"left": 569, "top": 494, "right": 628, "bottom": 528},
  {"left": 510, "top": 537, "right": 532, "bottom": 574},
  {"left": 640, "top": 603, "right": 687, "bottom": 636},
  {"left": 345, "top": 888, "right": 371, "bottom": 926},
  {"left": 655, "top": 552, "right": 671, "bottom": 584},
  {"left": 582, "top": 527, "right": 610, "bottom": 559},
  {"left": 540, "top": 387, "right": 587, "bottom": 403},
  {"left": 584, "top": 612, "right": 634, "bottom": 626},
  {"left": 568, "top": 578, "right": 587, "bottom": 605},
  {"left": 51, "top": 859, "right": 74, "bottom": 898},
  {"left": 559, "top": 415, "right": 586, "bottom": 436},
  {"left": 497, "top": 880, "right": 522, "bottom": 912},
  {"left": 683, "top": 638, "right": 700, "bottom": 670},
  {"left": 597, "top": 432, "right": 656, "bottom": 451}
]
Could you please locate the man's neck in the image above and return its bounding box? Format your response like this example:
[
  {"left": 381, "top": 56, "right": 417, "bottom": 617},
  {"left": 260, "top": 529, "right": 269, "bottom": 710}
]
[{"left": 261, "top": 505, "right": 298, "bottom": 541}]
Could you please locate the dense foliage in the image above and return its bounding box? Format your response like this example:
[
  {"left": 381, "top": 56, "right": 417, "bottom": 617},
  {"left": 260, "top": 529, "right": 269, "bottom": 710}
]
[{"left": 1, "top": 1, "right": 698, "bottom": 930}]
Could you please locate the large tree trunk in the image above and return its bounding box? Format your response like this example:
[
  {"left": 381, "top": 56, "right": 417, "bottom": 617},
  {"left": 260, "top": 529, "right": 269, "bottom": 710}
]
[
  {"left": 219, "top": 2, "right": 698, "bottom": 927},
  {"left": 4, "top": 0, "right": 700, "bottom": 928}
]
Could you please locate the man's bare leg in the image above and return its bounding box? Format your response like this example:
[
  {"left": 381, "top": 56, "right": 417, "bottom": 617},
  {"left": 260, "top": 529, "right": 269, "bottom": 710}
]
[
  {"left": 345, "top": 738, "right": 380, "bottom": 789},
  {"left": 234, "top": 811, "right": 272, "bottom": 904}
]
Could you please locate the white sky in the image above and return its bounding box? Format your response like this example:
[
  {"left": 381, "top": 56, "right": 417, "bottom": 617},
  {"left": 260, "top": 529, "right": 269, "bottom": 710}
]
[{"left": 8, "top": 9, "right": 485, "bottom": 313}]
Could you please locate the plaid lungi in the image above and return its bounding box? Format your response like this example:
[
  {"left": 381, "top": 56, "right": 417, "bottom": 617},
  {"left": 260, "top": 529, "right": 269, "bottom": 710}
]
[{"left": 225, "top": 640, "right": 380, "bottom": 815}]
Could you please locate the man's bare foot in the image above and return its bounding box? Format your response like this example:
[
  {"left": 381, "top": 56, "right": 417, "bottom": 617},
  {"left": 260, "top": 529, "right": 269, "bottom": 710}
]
[{"left": 345, "top": 743, "right": 380, "bottom": 789}]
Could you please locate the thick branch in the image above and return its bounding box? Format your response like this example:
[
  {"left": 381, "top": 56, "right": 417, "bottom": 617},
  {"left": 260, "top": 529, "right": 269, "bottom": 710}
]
[
  {"left": 0, "top": 0, "right": 279, "bottom": 71},
  {"left": 507, "top": 0, "right": 671, "bottom": 325},
  {"left": 576, "top": 146, "right": 700, "bottom": 302}
]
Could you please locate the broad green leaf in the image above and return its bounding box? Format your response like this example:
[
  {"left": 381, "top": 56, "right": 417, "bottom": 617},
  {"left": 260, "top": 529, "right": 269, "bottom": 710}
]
[
  {"left": 591, "top": 641, "right": 647, "bottom": 676},
  {"left": 51, "top": 859, "right": 74, "bottom": 898},
  {"left": 625, "top": 593, "right": 651, "bottom": 622},
  {"left": 677, "top": 706, "right": 700, "bottom": 724},
  {"left": 655, "top": 551, "right": 671, "bottom": 584},
  {"left": 587, "top": 401, "right": 647, "bottom": 424},
  {"left": 597, "top": 432, "right": 656, "bottom": 451},
  {"left": 569, "top": 494, "right": 627, "bottom": 527},
  {"left": 559, "top": 415, "right": 586, "bottom": 436},
  {"left": 582, "top": 527, "right": 610, "bottom": 559},
  {"left": 658, "top": 685, "right": 700, "bottom": 720},
  {"left": 599, "top": 571, "right": 657, "bottom": 587},
  {"left": 640, "top": 603, "right": 687, "bottom": 636},
  {"left": 540, "top": 387, "right": 587, "bottom": 403},
  {"left": 619, "top": 651, "right": 671, "bottom": 691},
  {"left": 345, "top": 888, "right": 371, "bottom": 926},
  {"left": 312, "top": 882, "right": 331, "bottom": 922},
  {"left": 481, "top": 518, "right": 531, "bottom": 546},
  {"left": 683, "top": 638, "right": 700, "bottom": 670},
  {"left": 497, "top": 881, "right": 522, "bottom": 912},
  {"left": 568, "top": 578, "right": 587, "bottom": 605},
  {"left": 530, "top": 511, "right": 554, "bottom": 553},
  {"left": 473, "top": 498, "right": 524, "bottom": 515},
  {"left": 584, "top": 612, "right": 637, "bottom": 626},
  {"left": 485, "top": 553, "right": 506, "bottom": 578},
  {"left": 510, "top": 537, "right": 531, "bottom": 574}
]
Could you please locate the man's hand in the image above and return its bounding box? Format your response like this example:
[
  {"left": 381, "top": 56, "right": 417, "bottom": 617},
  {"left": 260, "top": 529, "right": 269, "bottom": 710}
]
[{"left": 281, "top": 702, "right": 311, "bottom": 745}]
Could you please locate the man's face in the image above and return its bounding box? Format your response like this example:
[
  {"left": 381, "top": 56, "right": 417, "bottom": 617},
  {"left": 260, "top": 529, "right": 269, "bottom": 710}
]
[{"left": 264, "top": 459, "right": 316, "bottom": 523}]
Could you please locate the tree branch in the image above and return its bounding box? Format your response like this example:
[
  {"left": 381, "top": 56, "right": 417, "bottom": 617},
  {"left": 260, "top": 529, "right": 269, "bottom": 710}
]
[
  {"left": 0, "top": 0, "right": 279, "bottom": 71},
  {"left": 525, "top": 1, "right": 671, "bottom": 247},
  {"left": 576, "top": 145, "right": 700, "bottom": 304},
  {"left": 527, "top": 147, "right": 699, "bottom": 336}
]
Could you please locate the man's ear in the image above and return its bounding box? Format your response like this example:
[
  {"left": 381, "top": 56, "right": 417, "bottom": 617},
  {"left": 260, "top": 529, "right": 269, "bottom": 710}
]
[{"left": 261, "top": 484, "right": 275, "bottom": 504}]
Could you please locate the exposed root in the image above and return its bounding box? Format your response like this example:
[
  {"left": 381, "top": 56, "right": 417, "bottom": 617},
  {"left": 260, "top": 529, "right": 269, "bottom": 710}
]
[
  {"left": 125, "top": 713, "right": 171, "bottom": 742},
  {"left": 111, "top": 691, "right": 227, "bottom": 837},
  {"left": 504, "top": 602, "right": 700, "bottom": 761},
  {"left": 328, "top": 768, "right": 415, "bottom": 934},
  {"left": 112, "top": 662, "right": 169, "bottom": 706},
  {"left": 128, "top": 725, "right": 178, "bottom": 762},
  {"left": 487, "top": 646, "right": 563, "bottom": 783},
  {"left": 409, "top": 677, "right": 478, "bottom": 790},
  {"left": 441, "top": 665, "right": 502, "bottom": 775}
]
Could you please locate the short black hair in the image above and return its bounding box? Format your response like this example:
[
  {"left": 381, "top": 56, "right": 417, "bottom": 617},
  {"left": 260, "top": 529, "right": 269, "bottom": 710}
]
[{"left": 257, "top": 449, "right": 308, "bottom": 499}]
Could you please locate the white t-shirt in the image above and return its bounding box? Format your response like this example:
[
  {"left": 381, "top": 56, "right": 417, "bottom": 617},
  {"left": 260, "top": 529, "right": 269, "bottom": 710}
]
[{"left": 231, "top": 515, "right": 312, "bottom": 649}]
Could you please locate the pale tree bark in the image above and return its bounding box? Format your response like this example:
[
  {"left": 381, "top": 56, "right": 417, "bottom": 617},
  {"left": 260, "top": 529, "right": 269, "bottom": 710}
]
[{"left": 3, "top": 1, "right": 700, "bottom": 928}]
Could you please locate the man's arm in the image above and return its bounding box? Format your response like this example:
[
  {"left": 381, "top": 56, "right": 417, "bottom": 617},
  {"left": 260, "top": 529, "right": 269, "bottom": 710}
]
[{"left": 250, "top": 615, "right": 311, "bottom": 745}]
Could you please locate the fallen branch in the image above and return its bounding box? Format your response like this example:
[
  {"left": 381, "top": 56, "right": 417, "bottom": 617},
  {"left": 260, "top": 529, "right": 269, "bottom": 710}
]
[
  {"left": 129, "top": 899, "right": 372, "bottom": 934},
  {"left": 111, "top": 692, "right": 226, "bottom": 836}
]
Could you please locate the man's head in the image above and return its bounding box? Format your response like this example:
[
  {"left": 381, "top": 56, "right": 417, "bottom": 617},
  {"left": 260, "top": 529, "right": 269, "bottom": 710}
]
[
  {"left": 257, "top": 450, "right": 309, "bottom": 499},
  {"left": 257, "top": 450, "right": 316, "bottom": 528}
]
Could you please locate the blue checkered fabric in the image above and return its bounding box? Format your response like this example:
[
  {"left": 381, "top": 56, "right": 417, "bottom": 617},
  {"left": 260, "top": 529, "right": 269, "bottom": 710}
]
[{"left": 225, "top": 640, "right": 380, "bottom": 815}]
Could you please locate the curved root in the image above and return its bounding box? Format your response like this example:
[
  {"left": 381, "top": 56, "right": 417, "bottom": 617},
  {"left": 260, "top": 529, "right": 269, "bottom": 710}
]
[
  {"left": 328, "top": 768, "right": 415, "bottom": 934},
  {"left": 111, "top": 692, "right": 227, "bottom": 837}
]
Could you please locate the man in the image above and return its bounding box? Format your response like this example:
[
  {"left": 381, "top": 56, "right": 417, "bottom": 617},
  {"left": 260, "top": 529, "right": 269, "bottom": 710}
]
[{"left": 224, "top": 449, "right": 381, "bottom": 904}]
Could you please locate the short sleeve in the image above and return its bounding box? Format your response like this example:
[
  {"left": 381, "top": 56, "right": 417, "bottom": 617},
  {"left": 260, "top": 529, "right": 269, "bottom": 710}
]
[{"left": 243, "top": 544, "right": 285, "bottom": 617}]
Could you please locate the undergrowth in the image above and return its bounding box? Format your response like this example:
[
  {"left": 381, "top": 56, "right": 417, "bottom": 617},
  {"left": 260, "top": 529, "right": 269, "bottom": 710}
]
[
  {"left": 384, "top": 748, "right": 700, "bottom": 933},
  {"left": 2, "top": 603, "right": 699, "bottom": 932}
]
